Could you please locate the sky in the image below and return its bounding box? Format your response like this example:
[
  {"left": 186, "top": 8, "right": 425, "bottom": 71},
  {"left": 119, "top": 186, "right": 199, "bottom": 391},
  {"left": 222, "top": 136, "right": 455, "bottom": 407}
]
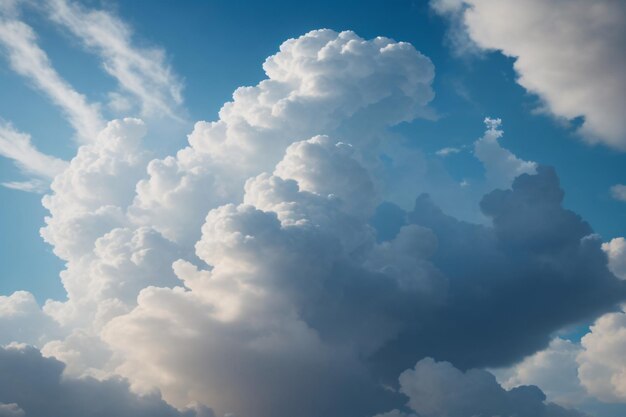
[{"left": 0, "top": 1, "right": 625, "bottom": 417}]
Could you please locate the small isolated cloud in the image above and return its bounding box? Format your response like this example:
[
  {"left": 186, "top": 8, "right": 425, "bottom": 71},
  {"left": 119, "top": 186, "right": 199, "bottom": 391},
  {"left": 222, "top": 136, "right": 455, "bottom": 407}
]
[
  {"left": 610, "top": 184, "right": 626, "bottom": 202},
  {"left": 474, "top": 117, "right": 536, "bottom": 189},
  {"left": 435, "top": 146, "right": 463, "bottom": 157},
  {"left": 432, "top": 0, "right": 626, "bottom": 149}
]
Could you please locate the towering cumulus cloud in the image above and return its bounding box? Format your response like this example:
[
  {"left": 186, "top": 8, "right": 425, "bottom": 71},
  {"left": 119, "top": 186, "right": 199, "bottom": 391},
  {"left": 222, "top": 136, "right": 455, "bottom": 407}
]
[{"left": 0, "top": 28, "right": 624, "bottom": 417}]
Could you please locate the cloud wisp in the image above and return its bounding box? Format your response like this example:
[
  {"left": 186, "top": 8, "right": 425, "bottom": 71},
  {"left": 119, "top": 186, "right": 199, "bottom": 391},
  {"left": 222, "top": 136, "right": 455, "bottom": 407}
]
[
  {"left": 46, "top": 0, "right": 185, "bottom": 120},
  {"left": 0, "top": 121, "right": 67, "bottom": 192},
  {"left": 0, "top": 7, "right": 104, "bottom": 142}
]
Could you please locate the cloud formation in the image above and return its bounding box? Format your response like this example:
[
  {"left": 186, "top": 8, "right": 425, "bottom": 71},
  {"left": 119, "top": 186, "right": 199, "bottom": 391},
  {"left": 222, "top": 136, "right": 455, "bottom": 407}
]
[
  {"left": 0, "top": 344, "right": 212, "bottom": 417},
  {"left": 378, "top": 358, "right": 588, "bottom": 417},
  {"left": 432, "top": 0, "right": 626, "bottom": 149},
  {"left": 0, "top": 26, "right": 623, "bottom": 417}
]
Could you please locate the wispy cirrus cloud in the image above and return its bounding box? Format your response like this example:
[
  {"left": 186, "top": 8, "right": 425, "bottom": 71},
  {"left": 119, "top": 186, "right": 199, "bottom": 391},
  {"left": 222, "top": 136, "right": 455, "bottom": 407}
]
[
  {"left": 47, "top": 0, "right": 185, "bottom": 120},
  {"left": 0, "top": 121, "right": 67, "bottom": 192},
  {"left": 0, "top": 11, "right": 104, "bottom": 142}
]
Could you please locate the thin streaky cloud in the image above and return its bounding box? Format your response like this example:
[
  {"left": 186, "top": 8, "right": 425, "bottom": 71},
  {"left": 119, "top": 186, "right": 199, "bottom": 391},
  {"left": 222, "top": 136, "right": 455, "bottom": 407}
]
[
  {"left": 0, "top": 15, "right": 104, "bottom": 142},
  {"left": 47, "top": 0, "right": 185, "bottom": 120},
  {"left": 0, "top": 121, "right": 68, "bottom": 192}
]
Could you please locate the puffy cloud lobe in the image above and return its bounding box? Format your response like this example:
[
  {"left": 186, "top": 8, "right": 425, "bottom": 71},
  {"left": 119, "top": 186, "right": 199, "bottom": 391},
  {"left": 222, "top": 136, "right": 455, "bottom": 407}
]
[
  {"left": 379, "top": 358, "right": 588, "bottom": 417},
  {"left": 602, "top": 237, "right": 626, "bottom": 280},
  {"left": 0, "top": 345, "right": 212, "bottom": 417},
  {"left": 432, "top": 0, "right": 626, "bottom": 148},
  {"left": 129, "top": 29, "right": 435, "bottom": 245},
  {"left": 102, "top": 136, "right": 431, "bottom": 417},
  {"left": 0, "top": 292, "right": 60, "bottom": 346},
  {"left": 369, "top": 166, "right": 626, "bottom": 377},
  {"left": 41, "top": 118, "right": 148, "bottom": 261},
  {"left": 494, "top": 338, "right": 587, "bottom": 407},
  {"left": 578, "top": 307, "right": 626, "bottom": 402}
]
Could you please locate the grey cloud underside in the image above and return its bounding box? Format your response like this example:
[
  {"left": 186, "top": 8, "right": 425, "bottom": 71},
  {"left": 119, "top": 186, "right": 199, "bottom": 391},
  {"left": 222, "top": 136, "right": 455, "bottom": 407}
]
[
  {"left": 369, "top": 166, "right": 626, "bottom": 378},
  {"left": 0, "top": 345, "right": 212, "bottom": 417},
  {"left": 378, "top": 357, "right": 588, "bottom": 417}
]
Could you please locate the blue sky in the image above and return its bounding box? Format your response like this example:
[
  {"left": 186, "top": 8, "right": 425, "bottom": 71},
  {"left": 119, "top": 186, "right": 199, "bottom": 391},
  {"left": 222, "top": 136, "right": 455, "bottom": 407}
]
[{"left": 1, "top": 1, "right": 626, "bottom": 417}]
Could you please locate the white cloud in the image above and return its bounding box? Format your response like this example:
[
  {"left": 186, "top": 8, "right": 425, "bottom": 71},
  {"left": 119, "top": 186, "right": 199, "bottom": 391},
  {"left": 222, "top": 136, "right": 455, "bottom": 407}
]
[
  {"left": 129, "top": 29, "right": 435, "bottom": 245},
  {"left": 0, "top": 13, "right": 104, "bottom": 141},
  {"left": 47, "top": 0, "right": 184, "bottom": 120},
  {"left": 432, "top": 0, "right": 626, "bottom": 149},
  {"left": 0, "top": 291, "right": 61, "bottom": 346},
  {"left": 474, "top": 117, "right": 537, "bottom": 189},
  {"left": 0, "top": 121, "right": 68, "bottom": 192},
  {"left": 435, "top": 146, "right": 462, "bottom": 157},
  {"left": 603, "top": 237, "right": 626, "bottom": 280},
  {"left": 578, "top": 306, "right": 626, "bottom": 402},
  {"left": 0, "top": 403, "right": 24, "bottom": 417},
  {"left": 610, "top": 185, "right": 626, "bottom": 202},
  {"left": 493, "top": 338, "right": 587, "bottom": 407}
]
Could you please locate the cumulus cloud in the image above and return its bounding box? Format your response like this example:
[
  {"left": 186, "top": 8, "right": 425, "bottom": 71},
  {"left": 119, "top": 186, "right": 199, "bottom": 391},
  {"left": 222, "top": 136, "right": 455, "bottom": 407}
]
[
  {"left": 0, "top": 344, "right": 212, "bottom": 417},
  {"left": 494, "top": 338, "right": 586, "bottom": 407},
  {"left": 0, "top": 8, "right": 104, "bottom": 141},
  {"left": 0, "top": 291, "right": 61, "bottom": 346},
  {"left": 369, "top": 167, "right": 626, "bottom": 378},
  {"left": 129, "top": 29, "right": 435, "bottom": 245},
  {"left": 432, "top": 0, "right": 626, "bottom": 149},
  {"left": 378, "top": 357, "right": 588, "bottom": 417},
  {"left": 0, "top": 27, "right": 621, "bottom": 417},
  {"left": 603, "top": 237, "right": 626, "bottom": 280},
  {"left": 578, "top": 307, "right": 626, "bottom": 403},
  {"left": 46, "top": 0, "right": 184, "bottom": 120}
]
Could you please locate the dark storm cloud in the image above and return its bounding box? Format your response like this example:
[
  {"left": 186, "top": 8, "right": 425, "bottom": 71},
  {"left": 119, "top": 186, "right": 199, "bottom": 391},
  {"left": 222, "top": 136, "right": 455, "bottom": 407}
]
[{"left": 368, "top": 166, "right": 626, "bottom": 378}]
